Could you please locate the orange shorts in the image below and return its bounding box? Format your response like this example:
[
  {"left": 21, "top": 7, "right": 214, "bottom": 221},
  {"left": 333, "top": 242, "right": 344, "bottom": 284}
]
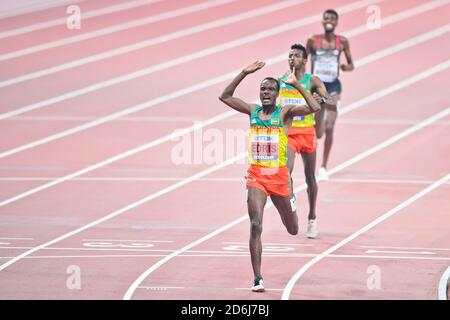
[
  {"left": 288, "top": 126, "right": 317, "bottom": 154},
  {"left": 245, "top": 165, "right": 291, "bottom": 197}
]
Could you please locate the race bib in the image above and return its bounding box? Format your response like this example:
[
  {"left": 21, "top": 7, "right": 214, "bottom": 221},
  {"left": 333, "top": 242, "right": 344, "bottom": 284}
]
[
  {"left": 251, "top": 134, "right": 279, "bottom": 161},
  {"left": 314, "top": 55, "right": 339, "bottom": 83}
]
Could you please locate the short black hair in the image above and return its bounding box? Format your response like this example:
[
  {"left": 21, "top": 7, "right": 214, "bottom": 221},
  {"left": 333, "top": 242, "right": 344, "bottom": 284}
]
[
  {"left": 323, "top": 9, "right": 338, "bottom": 20},
  {"left": 261, "top": 77, "right": 279, "bottom": 91},
  {"left": 290, "top": 43, "right": 307, "bottom": 59}
]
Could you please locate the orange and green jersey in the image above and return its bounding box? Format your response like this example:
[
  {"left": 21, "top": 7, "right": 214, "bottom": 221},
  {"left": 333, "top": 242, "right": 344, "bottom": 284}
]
[
  {"left": 248, "top": 105, "right": 288, "bottom": 168},
  {"left": 279, "top": 73, "right": 314, "bottom": 127}
]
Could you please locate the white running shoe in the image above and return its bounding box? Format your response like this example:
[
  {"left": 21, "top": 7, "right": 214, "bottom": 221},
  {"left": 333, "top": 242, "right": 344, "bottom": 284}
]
[
  {"left": 318, "top": 167, "right": 329, "bottom": 181},
  {"left": 251, "top": 277, "right": 265, "bottom": 292},
  {"left": 306, "top": 219, "right": 318, "bottom": 239}
]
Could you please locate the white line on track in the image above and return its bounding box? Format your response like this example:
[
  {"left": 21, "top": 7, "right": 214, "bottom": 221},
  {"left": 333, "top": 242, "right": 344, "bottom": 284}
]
[
  {"left": 0, "top": 0, "right": 308, "bottom": 89},
  {"left": 0, "top": 0, "right": 164, "bottom": 39},
  {"left": 281, "top": 173, "right": 450, "bottom": 300},
  {"left": 438, "top": 267, "right": 450, "bottom": 300},
  {"left": 137, "top": 286, "right": 184, "bottom": 290},
  {"left": 5, "top": 115, "right": 450, "bottom": 126},
  {"left": 365, "top": 249, "right": 436, "bottom": 255},
  {"left": 1, "top": 253, "right": 449, "bottom": 261},
  {"left": 0, "top": 0, "right": 381, "bottom": 119},
  {"left": 361, "top": 245, "right": 450, "bottom": 251},
  {"left": 0, "top": 0, "right": 86, "bottom": 19},
  {"left": 81, "top": 239, "right": 173, "bottom": 243},
  {"left": 1, "top": 57, "right": 449, "bottom": 208},
  {"left": 2, "top": 177, "right": 450, "bottom": 185},
  {"left": 122, "top": 108, "right": 450, "bottom": 300},
  {"left": 1, "top": 16, "right": 449, "bottom": 163},
  {"left": 221, "top": 242, "right": 312, "bottom": 247},
  {"left": 0, "top": 237, "right": 34, "bottom": 240},
  {"left": 0, "top": 0, "right": 238, "bottom": 62}
]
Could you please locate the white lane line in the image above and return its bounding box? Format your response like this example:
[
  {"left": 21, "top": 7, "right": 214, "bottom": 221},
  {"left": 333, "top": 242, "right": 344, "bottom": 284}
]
[
  {"left": 1, "top": 16, "right": 448, "bottom": 163},
  {"left": 365, "top": 249, "right": 436, "bottom": 255},
  {"left": 221, "top": 242, "right": 312, "bottom": 247},
  {"left": 0, "top": 0, "right": 237, "bottom": 62},
  {"left": 6, "top": 115, "right": 450, "bottom": 126},
  {"left": 122, "top": 108, "right": 450, "bottom": 300},
  {"left": 331, "top": 178, "right": 449, "bottom": 185},
  {"left": 0, "top": 152, "right": 246, "bottom": 273},
  {"left": 0, "top": 0, "right": 308, "bottom": 88},
  {"left": 137, "top": 286, "right": 184, "bottom": 290},
  {"left": 0, "top": 246, "right": 175, "bottom": 252},
  {"left": 81, "top": 239, "right": 173, "bottom": 243},
  {"left": 1, "top": 253, "right": 449, "bottom": 261},
  {"left": 0, "top": 0, "right": 164, "bottom": 39},
  {"left": 0, "top": 237, "right": 34, "bottom": 240},
  {"left": 0, "top": 0, "right": 86, "bottom": 19},
  {"left": 0, "top": 175, "right": 450, "bottom": 186},
  {"left": 0, "top": 0, "right": 381, "bottom": 119},
  {"left": 2, "top": 177, "right": 450, "bottom": 185},
  {"left": 438, "top": 267, "right": 450, "bottom": 300},
  {"left": 282, "top": 173, "right": 450, "bottom": 300},
  {"left": 1, "top": 57, "right": 449, "bottom": 208},
  {"left": 361, "top": 245, "right": 450, "bottom": 251}
]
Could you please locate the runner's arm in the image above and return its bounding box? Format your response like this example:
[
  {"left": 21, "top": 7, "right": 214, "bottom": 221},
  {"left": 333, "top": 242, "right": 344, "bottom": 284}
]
[
  {"left": 340, "top": 36, "right": 354, "bottom": 71},
  {"left": 285, "top": 82, "right": 321, "bottom": 117},
  {"left": 219, "top": 61, "right": 264, "bottom": 115},
  {"left": 311, "top": 76, "right": 337, "bottom": 111},
  {"left": 306, "top": 36, "right": 315, "bottom": 56}
]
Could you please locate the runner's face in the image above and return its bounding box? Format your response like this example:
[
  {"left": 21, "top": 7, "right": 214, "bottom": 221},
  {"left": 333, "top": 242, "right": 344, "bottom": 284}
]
[
  {"left": 288, "top": 49, "right": 305, "bottom": 71},
  {"left": 322, "top": 12, "right": 338, "bottom": 32},
  {"left": 260, "top": 80, "right": 278, "bottom": 107}
]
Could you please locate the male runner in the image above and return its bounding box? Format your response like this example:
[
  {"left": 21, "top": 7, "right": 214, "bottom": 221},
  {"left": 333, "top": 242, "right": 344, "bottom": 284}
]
[
  {"left": 279, "top": 44, "right": 335, "bottom": 239},
  {"left": 306, "top": 9, "right": 354, "bottom": 180},
  {"left": 219, "top": 61, "right": 320, "bottom": 292}
]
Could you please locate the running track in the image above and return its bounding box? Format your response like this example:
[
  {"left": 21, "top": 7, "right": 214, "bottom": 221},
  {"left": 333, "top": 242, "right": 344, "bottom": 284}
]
[{"left": 0, "top": 0, "right": 449, "bottom": 300}]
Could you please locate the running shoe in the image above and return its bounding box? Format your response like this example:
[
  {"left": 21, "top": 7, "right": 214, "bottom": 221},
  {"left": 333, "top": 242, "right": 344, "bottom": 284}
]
[
  {"left": 306, "top": 219, "right": 318, "bottom": 239},
  {"left": 318, "top": 167, "right": 329, "bottom": 181},
  {"left": 251, "top": 277, "right": 265, "bottom": 292}
]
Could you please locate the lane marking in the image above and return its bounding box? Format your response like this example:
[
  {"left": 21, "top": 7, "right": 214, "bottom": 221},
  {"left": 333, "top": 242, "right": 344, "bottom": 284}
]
[
  {"left": 0, "top": 0, "right": 308, "bottom": 88},
  {"left": 282, "top": 173, "right": 450, "bottom": 300},
  {"left": 0, "top": 99, "right": 448, "bottom": 279},
  {"left": 221, "top": 241, "right": 312, "bottom": 247},
  {"left": 5, "top": 115, "right": 450, "bottom": 127},
  {"left": 137, "top": 286, "right": 184, "bottom": 290},
  {"left": 1, "top": 22, "right": 449, "bottom": 164},
  {"left": 1, "top": 58, "right": 449, "bottom": 208},
  {"left": 2, "top": 177, "right": 450, "bottom": 185},
  {"left": 365, "top": 249, "right": 436, "bottom": 255},
  {"left": 0, "top": 0, "right": 164, "bottom": 39},
  {"left": 0, "top": 0, "right": 86, "bottom": 19},
  {"left": 438, "top": 267, "right": 450, "bottom": 300},
  {"left": 361, "top": 245, "right": 450, "bottom": 251},
  {"left": 0, "top": 0, "right": 238, "bottom": 62},
  {"left": 123, "top": 109, "right": 450, "bottom": 299},
  {"left": 81, "top": 239, "right": 173, "bottom": 243},
  {"left": 0, "top": 237, "right": 34, "bottom": 240},
  {"left": 0, "top": 0, "right": 383, "bottom": 119},
  {"left": 1, "top": 253, "right": 448, "bottom": 261}
]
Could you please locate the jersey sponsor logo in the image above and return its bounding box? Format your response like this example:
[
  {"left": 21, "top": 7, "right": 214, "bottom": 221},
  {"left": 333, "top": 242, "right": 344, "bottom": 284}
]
[
  {"left": 271, "top": 118, "right": 280, "bottom": 125},
  {"left": 293, "top": 116, "right": 305, "bottom": 121},
  {"left": 281, "top": 97, "right": 305, "bottom": 106},
  {"left": 251, "top": 134, "right": 279, "bottom": 143}
]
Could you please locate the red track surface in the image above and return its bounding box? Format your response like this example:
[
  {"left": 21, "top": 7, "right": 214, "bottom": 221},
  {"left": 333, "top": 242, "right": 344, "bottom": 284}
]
[{"left": 0, "top": 0, "right": 449, "bottom": 300}]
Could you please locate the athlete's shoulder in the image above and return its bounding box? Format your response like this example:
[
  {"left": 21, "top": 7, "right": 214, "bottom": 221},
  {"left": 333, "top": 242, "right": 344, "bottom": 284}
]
[
  {"left": 338, "top": 35, "right": 350, "bottom": 44},
  {"left": 307, "top": 34, "right": 320, "bottom": 43}
]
